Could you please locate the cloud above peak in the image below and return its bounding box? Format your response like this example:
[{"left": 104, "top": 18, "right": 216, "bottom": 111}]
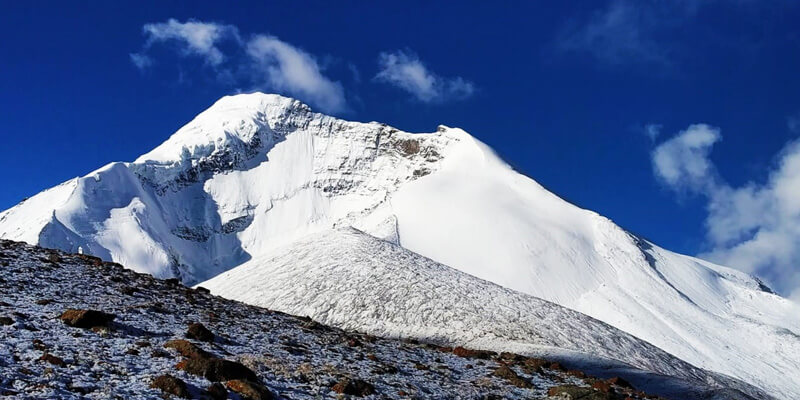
[
  {"left": 375, "top": 50, "right": 475, "bottom": 103},
  {"left": 651, "top": 124, "right": 800, "bottom": 300},
  {"left": 130, "top": 20, "right": 482, "bottom": 112},
  {"left": 136, "top": 19, "right": 239, "bottom": 67},
  {"left": 246, "top": 35, "right": 346, "bottom": 113},
  {"left": 130, "top": 19, "right": 347, "bottom": 113},
  {"left": 652, "top": 124, "right": 721, "bottom": 192}
]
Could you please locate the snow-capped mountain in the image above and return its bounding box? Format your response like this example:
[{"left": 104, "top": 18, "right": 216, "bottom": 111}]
[{"left": 1, "top": 93, "right": 798, "bottom": 398}]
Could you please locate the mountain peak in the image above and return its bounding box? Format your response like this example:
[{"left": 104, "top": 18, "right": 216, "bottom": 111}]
[
  {"left": 208, "top": 92, "right": 312, "bottom": 115},
  {"left": 134, "top": 92, "right": 315, "bottom": 166}
]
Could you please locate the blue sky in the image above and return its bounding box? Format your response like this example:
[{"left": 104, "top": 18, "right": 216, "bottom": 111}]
[{"left": 2, "top": 1, "right": 800, "bottom": 296}]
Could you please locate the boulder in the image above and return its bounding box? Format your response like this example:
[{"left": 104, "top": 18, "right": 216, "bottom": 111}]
[
  {"left": 452, "top": 346, "right": 495, "bottom": 359},
  {"left": 493, "top": 365, "right": 533, "bottom": 389},
  {"left": 59, "top": 309, "right": 115, "bottom": 329},
  {"left": 331, "top": 377, "right": 375, "bottom": 396},
  {"left": 39, "top": 353, "right": 65, "bottom": 367},
  {"left": 150, "top": 374, "right": 190, "bottom": 398},
  {"left": 206, "top": 382, "right": 228, "bottom": 400},
  {"left": 547, "top": 385, "right": 611, "bottom": 399},
  {"left": 164, "top": 339, "right": 211, "bottom": 359},
  {"left": 225, "top": 379, "right": 274, "bottom": 400},
  {"left": 178, "top": 357, "right": 259, "bottom": 382},
  {"left": 186, "top": 322, "right": 215, "bottom": 342}
]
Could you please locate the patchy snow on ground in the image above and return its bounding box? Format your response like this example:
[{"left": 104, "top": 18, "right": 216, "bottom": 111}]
[{"left": 1, "top": 239, "right": 700, "bottom": 399}]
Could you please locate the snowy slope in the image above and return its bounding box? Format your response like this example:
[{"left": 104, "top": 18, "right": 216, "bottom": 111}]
[
  {"left": 1, "top": 92, "right": 798, "bottom": 398},
  {"left": 199, "top": 228, "right": 765, "bottom": 399}
]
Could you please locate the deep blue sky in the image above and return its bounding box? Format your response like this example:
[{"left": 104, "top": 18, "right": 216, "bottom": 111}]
[{"left": 1, "top": 1, "right": 799, "bottom": 267}]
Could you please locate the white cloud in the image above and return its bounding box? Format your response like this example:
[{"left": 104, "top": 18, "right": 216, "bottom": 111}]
[
  {"left": 245, "top": 35, "right": 347, "bottom": 113},
  {"left": 557, "top": 0, "right": 672, "bottom": 67},
  {"left": 652, "top": 125, "right": 800, "bottom": 299},
  {"left": 131, "top": 19, "right": 348, "bottom": 113},
  {"left": 375, "top": 50, "right": 475, "bottom": 103},
  {"left": 789, "top": 113, "right": 800, "bottom": 134},
  {"left": 652, "top": 124, "right": 721, "bottom": 191},
  {"left": 644, "top": 123, "right": 662, "bottom": 141},
  {"left": 129, "top": 53, "right": 153, "bottom": 70},
  {"left": 141, "top": 19, "right": 239, "bottom": 66}
]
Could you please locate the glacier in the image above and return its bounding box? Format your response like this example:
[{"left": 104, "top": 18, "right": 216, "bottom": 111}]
[{"left": 1, "top": 92, "right": 798, "bottom": 399}]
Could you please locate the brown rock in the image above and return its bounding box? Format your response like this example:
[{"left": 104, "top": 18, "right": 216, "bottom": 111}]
[
  {"left": 120, "top": 286, "right": 137, "bottom": 296},
  {"left": 206, "top": 382, "right": 228, "bottom": 400},
  {"left": 39, "top": 353, "right": 65, "bottom": 367},
  {"left": 59, "top": 309, "right": 115, "bottom": 328},
  {"left": 226, "top": 379, "right": 274, "bottom": 400},
  {"left": 452, "top": 346, "right": 495, "bottom": 359},
  {"left": 548, "top": 362, "right": 564, "bottom": 371},
  {"left": 177, "top": 357, "right": 259, "bottom": 382},
  {"left": 150, "top": 374, "right": 190, "bottom": 398},
  {"left": 165, "top": 278, "right": 181, "bottom": 286},
  {"left": 566, "top": 369, "right": 587, "bottom": 379},
  {"left": 607, "top": 376, "right": 633, "bottom": 389},
  {"left": 332, "top": 378, "right": 375, "bottom": 397},
  {"left": 186, "top": 322, "right": 215, "bottom": 342},
  {"left": 499, "top": 352, "right": 525, "bottom": 362},
  {"left": 150, "top": 349, "right": 170, "bottom": 358},
  {"left": 195, "top": 286, "right": 211, "bottom": 294},
  {"left": 493, "top": 365, "right": 533, "bottom": 389},
  {"left": 164, "top": 339, "right": 211, "bottom": 359},
  {"left": 592, "top": 380, "right": 612, "bottom": 393},
  {"left": 521, "top": 357, "right": 548, "bottom": 373},
  {"left": 46, "top": 253, "right": 61, "bottom": 264},
  {"left": 547, "top": 385, "right": 611, "bottom": 399},
  {"left": 0, "top": 316, "right": 12, "bottom": 325}
]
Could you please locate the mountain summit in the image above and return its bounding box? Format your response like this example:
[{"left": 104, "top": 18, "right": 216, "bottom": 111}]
[{"left": 1, "top": 93, "right": 798, "bottom": 398}]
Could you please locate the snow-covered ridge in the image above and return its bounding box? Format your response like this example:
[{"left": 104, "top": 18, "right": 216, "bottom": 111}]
[
  {"left": 1, "top": 92, "right": 798, "bottom": 398},
  {"left": 200, "top": 228, "right": 766, "bottom": 399}
]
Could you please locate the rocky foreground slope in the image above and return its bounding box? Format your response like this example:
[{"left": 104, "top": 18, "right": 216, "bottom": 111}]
[{"left": 0, "top": 239, "right": 753, "bottom": 399}]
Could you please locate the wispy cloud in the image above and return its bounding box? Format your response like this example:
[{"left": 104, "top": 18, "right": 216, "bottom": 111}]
[
  {"left": 246, "top": 35, "right": 346, "bottom": 113},
  {"left": 789, "top": 112, "right": 800, "bottom": 134},
  {"left": 129, "top": 53, "right": 153, "bottom": 70},
  {"left": 652, "top": 124, "right": 800, "bottom": 300},
  {"left": 644, "top": 123, "right": 663, "bottom": 141},
  {"left": 557, "top": 0, "right": 673, "bottom": 67},
  {"left": 137, "top": 19, "right": 240, "bottom": 67},
  {"left": 375, "top": 50, "right": 475, "bottom": 103},
  {"left": 130, "top": 19, "right": 347, "bottom": 113}
]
